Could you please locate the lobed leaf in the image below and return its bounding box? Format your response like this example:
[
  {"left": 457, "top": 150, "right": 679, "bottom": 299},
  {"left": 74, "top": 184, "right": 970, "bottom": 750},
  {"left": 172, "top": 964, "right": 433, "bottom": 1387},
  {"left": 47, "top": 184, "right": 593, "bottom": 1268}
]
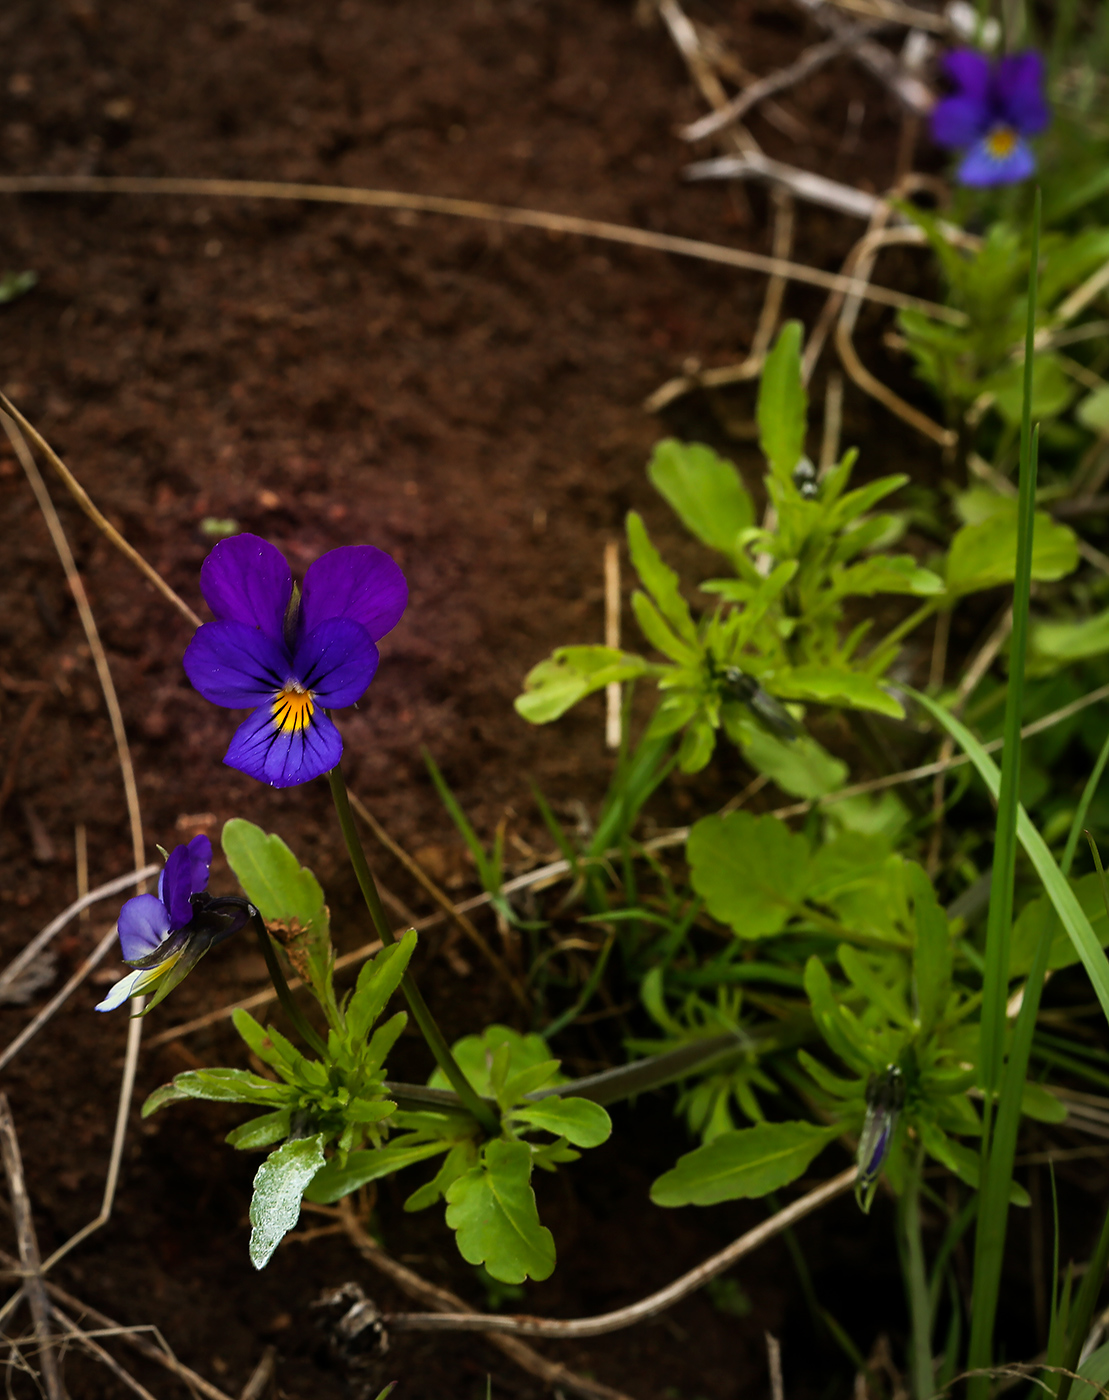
[{"left": 444, "top": 1139, "right": 556, "bottom": 1284}]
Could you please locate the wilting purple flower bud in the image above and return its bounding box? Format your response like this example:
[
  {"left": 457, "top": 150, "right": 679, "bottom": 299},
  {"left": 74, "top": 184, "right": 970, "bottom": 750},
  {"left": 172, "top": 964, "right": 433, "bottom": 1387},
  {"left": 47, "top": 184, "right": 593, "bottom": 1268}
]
[
  {"left": 182, "top": 535, "right": 407, "bottom": 787},
  {"left": 96, "top": 835, "right": 251, "bottom": 1013},
  {"left": 854, "top": 1064, "right": 905, "bottom": 1213},
  {"left": 930, "top": 48, "right": 1049, "bottom": 187}
]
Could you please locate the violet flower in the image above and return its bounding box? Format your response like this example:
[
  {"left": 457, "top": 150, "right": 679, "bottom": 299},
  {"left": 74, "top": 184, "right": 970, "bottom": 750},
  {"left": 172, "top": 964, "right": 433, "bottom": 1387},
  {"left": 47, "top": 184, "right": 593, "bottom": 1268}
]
[
  {"left": 96, "top": 835, "right": 250, "bottom": 1012},
  {"left": 854, "top": 1064, "right": 905, "bottom": 1213},
  {"left": 931, "top": 49, "right": 1049, "bottom": 187},
  {"left": 183, "top": 534, "right": 407, "bottom": 787}
]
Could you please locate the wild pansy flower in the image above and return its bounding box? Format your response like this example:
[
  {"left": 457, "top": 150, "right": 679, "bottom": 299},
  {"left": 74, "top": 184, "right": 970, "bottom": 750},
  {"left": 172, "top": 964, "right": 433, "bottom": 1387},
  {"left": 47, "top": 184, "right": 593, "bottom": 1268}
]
[
  {"left": 96, "top": 835, "right": 250, "bottom": 1012},
  {"left": 183, "top": 534, "right": 407, "bottom": 787},
  {"left": 931, "top": 49, "right": 1049, "bottom": 187},
  {"left": 854, "top": 1064, "right": 905, "bottom": 1213}
]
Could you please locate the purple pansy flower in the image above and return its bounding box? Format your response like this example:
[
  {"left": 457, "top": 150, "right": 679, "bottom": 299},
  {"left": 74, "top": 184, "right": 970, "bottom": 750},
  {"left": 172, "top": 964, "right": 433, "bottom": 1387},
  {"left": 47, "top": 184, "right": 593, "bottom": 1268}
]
[
  {"left": 97, "top": 836, "right": 249, "bottom": 1012},
  {"left": 183, "top": 534, "right": 407, "bottom": 788},
  {"left": 931, "top": 48, "right": 1049, "bottom": 187}
]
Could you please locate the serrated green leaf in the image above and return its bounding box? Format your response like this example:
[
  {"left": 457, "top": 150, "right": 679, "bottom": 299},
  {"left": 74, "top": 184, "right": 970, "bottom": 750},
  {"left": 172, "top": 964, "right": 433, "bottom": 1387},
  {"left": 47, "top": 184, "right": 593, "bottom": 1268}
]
[
  {"left": 647, "top": 438, "right": 754, "bottom": 555},
  {"left": 445, "top": 1139, "right": 556, "bottom": 1284},
  {"left": 945, "top": 506, "right": 1078, "bottom": 596},
  {"left": 515, "top": 647, "right": 651, "bottom": 724},
  {"left": 248, "top": 1134, "right": 326, "bottom": 1268},
  {"left": 222, "top": 819, "right": 332, "bottom": 998},
  {"left": 226, "top": 1110, "right": 293, "bottom": 1151},
  {"left": 142, "top": 1068, "right": 291, "bottom": 1117},
  {"left": 651, "top": 1120, "right": 835, "bottom": 1207},
  {"left": 688, "top": 812, "right": 811, "bottom": 939},
  {"left": 757, "top": 322, "right": 807, "bottom": 480},
  {"left": 509, "top": 1097, "right": 612, "bottom": 1148},
  {"left": 778, "top": 666, "right": 904, "bottom": 719},
  {"left": 304, "top": 1137, "right": 456, "bottom": 1204},
  {"left": 347, "top": 933, "right": 417, "bottom": 1046},
  {"left": 626, "top": 512, "right": 698, "bottom": 643}
]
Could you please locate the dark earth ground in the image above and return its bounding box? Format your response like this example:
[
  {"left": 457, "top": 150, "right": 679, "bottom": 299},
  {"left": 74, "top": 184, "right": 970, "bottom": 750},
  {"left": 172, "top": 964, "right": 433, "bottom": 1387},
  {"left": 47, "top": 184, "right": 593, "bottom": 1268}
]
[{"left": 0, "top": 2, "right": 1100, "bottom": 1397}]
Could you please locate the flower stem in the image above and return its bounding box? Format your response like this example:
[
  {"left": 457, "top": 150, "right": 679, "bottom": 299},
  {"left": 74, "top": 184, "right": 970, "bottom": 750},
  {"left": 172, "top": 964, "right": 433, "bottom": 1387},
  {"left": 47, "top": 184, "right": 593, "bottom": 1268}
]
[
  {"left": 328, "top": 765, "right": 500, "bottom": 1135},
  {"left": 251, "top": 911, "right": 330, "bottom": 1058},
  {"left": 899, "top": 1143, "right": 933, "bottom": 1400}
]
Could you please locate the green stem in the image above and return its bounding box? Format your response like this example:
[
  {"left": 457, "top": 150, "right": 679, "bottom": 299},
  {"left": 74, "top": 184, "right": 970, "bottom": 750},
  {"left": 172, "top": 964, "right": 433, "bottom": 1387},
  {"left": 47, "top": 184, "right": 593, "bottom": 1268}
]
[
  {"left": 251, "top": 912, "right": 329, "bottom": 1058},
  {"left": 327, "top": 765, "right": 500, "bottom": 1135},
  {"left": 1061, "top": 726, "right": 1109, "bottom": 876},
  {"left": 901, "top": 1144, "right": 934, "bottom": 1400}
]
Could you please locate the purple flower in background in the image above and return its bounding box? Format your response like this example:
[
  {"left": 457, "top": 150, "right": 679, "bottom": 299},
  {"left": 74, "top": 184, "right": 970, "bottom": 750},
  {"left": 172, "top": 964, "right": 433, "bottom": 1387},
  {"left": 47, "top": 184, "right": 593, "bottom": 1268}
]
[
  {"left": 97, "top": 836, "right": 249, "bottom": 1012},
  {"left": 183, "top": 534, "right": 407, "bottom": 788},
  {"left": 931, "top": 49, "right": 1049, "bottom": 187}
]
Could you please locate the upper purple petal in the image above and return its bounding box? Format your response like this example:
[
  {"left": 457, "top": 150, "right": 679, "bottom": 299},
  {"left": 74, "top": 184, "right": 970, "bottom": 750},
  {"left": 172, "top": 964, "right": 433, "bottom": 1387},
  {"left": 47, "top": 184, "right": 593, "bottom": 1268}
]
[
  {"left": 993, "top": 51, "right": 1049, "bottom": 136},
  {"left": 943, "top": 48, "right": 991, "bottom": 100},
  {"left": 293, "top": 618, "right": 380, "bottom": 708},
  {"left": 158, "top": 835, "right": 213, "bottom": 927},
  {"left": 118, "top": 893, "right": 172, "bottom": 962},
  {"left": 931, "top": 93, "right": 989, "bottom": 149},
  {"left": 199, "top": 534, "right": 293, "bottom": 639},
  {"left": 183, "top": 620, "right": 293, "bottom": 707},
  {"left": 957, "top": 134, "right": 1036, "bottom": 187},
  {"left": 223, "top": 703, "right": 344, "bottom": 788},
  {"left": 299, "top": 546, "right": 408, "bottom": 643}
]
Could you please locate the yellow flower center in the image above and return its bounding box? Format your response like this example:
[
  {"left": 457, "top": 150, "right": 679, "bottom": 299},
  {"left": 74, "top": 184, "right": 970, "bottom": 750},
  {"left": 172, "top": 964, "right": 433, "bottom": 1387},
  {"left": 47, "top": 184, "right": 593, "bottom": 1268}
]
[
  {"left": 272, "top": 681, "right": 315, "bottom": 733},
  {"left": 986, "top": 125, "right": 1017, "bottom": 158}
]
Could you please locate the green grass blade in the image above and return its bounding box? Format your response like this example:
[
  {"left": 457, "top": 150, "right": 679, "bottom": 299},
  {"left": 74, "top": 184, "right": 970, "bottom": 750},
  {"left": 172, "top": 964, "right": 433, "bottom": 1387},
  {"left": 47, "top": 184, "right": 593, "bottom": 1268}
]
[
  {"left": 1061, "top": 728, "right": 1109, "bottom": 876},
  {"left": 422, "top": 747, "right": 495, "bottom": 890},
  {"left": 907, "top": 695, "right": 1109, "bottom": 1022}
]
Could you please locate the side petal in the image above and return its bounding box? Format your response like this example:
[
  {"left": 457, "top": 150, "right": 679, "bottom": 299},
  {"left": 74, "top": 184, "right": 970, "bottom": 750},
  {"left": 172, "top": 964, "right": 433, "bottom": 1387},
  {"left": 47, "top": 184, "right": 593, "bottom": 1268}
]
[
  {"left": 957, "top": 135, "right": 1036, "bottom": 187},
  {"left": 943, "top": 48, "right": 991, "bottom": 100},
  {"left": 95, "top": 967, "right": 148, "bottom": 1012},
  {"left": 994, "top": 51, "right": 1049, "bottom": 136},
  {"left": 183, "top": 621, "right": 292, "bottom": 708},
  {"left": 930, "top": 94, "right": 988, "bottom": 150},
  {"left": 223, "top": 705, "right": 344, "bottom": 788},
  {"left": 185, "top": 834, "right": 214, "bottom": 896},
  {"left": 94, "top": 953, "right": 182, "bottom": 1012},
  {"left": 300, "top": 546, "right": 408, "bottom": 642},
  {"left": 293, "top": 618, "right": 380, "bottom": 708},
  {"left": 199, "top": 534, "right": 293, "bottom": 637},
  {"left": 117, "top": 894, "right": 172, "bottom": 962}
]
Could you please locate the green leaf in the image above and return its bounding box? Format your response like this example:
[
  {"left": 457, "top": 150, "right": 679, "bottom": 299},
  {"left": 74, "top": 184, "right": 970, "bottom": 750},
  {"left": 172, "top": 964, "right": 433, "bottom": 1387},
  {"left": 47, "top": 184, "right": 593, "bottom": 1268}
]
[
  {"left": 757, "top": 322, "right": 807, "bottom": 480},
  {"left": 651, "top": 1121, "right": 836, "bottom": 1207},
  {"left": 908, "top": 862, "right": 952, "bottom": 1036},
  {"left": 945, "top": 505, "right": 1078, "bottom": 596},
  {"left": 0, "top": 271, "right": 36, "bottom": 305},
  {"left": 1010, "top": 874, "right": 1109, "bottom": 975},
  {"left": 912, "top": 690, "right": 1109, "bottom": 1026},
  {"left": 444, "top": 1139, "right": 556, "bottom": 1284},
  {"left": 515, "top": 647, "right": 651, "bottom": 724},
  {"left": 1077, "top": 386, "right": 1109, "bottom": 435},
  {"left": 404, "top": 1139, "right": 480, "bottom": 1212},
  {"left": 248, "top": 1134, "right": 326, "bottom": 1268},
  {"left": 430, "top": 1025, "right": 565, "bottom": 1098},
  {"left": 626, "top": 512, "right": 698, "bottom": 644},
  {"left": 688, "top": 812, "right": 811, "bottom": 938},
  {"left": 725, "top": 714, "right": 846, "bottom": 799},
  {"left": 1021, "top": 1082, "right": 1066, "bottom": 1124},
  {"left": 632, "top": 592, "right": 699, "bottom": 665},
  {"left": 833, "top": 556, "right": 944, "bottom": 598},
  {"left": 142, "top": 1068, "right": 291, "bottom": 1117},
  {"left": 1032, "top": 609, "right": 1109, "bottom": 664},
  {"left": 647, "top": 439, "right": 754, "bottom": 556},
  {"left": 346, "top": 931, "right": 417, "bottom": 1046},
  {"left": 509, "top": 1097, "right": 612, "bottom": 1148},
  {"left": 304, "top": 1137, "right": 456, "bottom": 1204},
  {"left": 222, "top": 820, "right": 333, "bottom": 997},
  {"left": 986, "top": 353, "right": 1077, "bottom": 429},
  {"left": 779, "top": 667, "right": 904, "bottom": 719},
  {"left": 226, "top": 1110, "right": 293, "bottom": 1151}
]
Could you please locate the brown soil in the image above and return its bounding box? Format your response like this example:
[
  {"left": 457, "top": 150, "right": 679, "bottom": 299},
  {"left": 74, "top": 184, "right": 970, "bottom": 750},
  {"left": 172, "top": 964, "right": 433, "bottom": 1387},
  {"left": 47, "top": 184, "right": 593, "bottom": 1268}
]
[{"left": 0, "top": 3, "right": 1027, "bottom": 1398}]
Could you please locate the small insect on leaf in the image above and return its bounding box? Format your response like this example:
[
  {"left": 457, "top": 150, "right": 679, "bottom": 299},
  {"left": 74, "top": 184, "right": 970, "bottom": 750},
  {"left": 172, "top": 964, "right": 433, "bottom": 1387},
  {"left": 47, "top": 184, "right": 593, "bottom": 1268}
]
[{"left": 855, "top": 1064, "right": 905, "bottom": 1213}]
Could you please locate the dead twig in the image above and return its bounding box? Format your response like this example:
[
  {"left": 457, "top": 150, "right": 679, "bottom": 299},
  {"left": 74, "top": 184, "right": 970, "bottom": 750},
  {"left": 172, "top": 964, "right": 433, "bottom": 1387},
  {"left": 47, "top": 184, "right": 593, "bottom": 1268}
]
[
  {"left": 49, "top": 1305, "right": 157, "bottom": 1400},
  {"left": 784, "top": 0, "right": 934, "bottom": 113},
  {"left": 681, "top": 30, "right": 873, "bottom": 142},
  {"left": 767, "top": 1332, "right": 785, "bottom": 1400},
  {"left": 375, "top": 1167, "right": 856, "bottom": 1338},
  {"left": 0, "top": 924, "right": 120, "bottom": 1074},
  {"left": 239, "top": 1345, "right": 276, "bottom": 1400},
  {"left": 0, "top": 396, "right": 200, "bottom": 630},
  {"left": 339, "top": 1201, "right": 639, "bottom": 1400},
  {"left": 0, "top": 864, "right": 158, "bottom": 1004},
  {"left": 825, "top": 0, "right": 951, "bottom": 33},
  {"left": 0, "top": 1095, "right": 65, "bottom": 1400},
  {"left": 684, "top": 149, "right": 887, "bottom": 221}
]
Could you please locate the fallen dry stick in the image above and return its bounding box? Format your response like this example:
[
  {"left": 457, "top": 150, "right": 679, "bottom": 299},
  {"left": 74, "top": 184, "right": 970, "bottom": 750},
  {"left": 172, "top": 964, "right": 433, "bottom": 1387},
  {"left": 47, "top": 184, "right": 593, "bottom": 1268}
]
[{"left": 377, "top": 1166, "right": 856, "bottom": 1338}]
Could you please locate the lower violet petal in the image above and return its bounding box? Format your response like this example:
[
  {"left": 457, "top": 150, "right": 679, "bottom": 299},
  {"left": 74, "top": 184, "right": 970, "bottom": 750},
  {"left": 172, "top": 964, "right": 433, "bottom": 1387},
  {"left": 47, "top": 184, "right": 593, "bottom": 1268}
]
[
  {"left": 957, "top": 135, "right": 1035, "bottom": 187},
  {"left": 117, "top": 894, "right": 172, "bottom": 963},
  {"left": 223, "top": 704, "right": 344, "bottom": 788},
  {"left": 183, "top": 621, "right": 292, "bottom": 708}
]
